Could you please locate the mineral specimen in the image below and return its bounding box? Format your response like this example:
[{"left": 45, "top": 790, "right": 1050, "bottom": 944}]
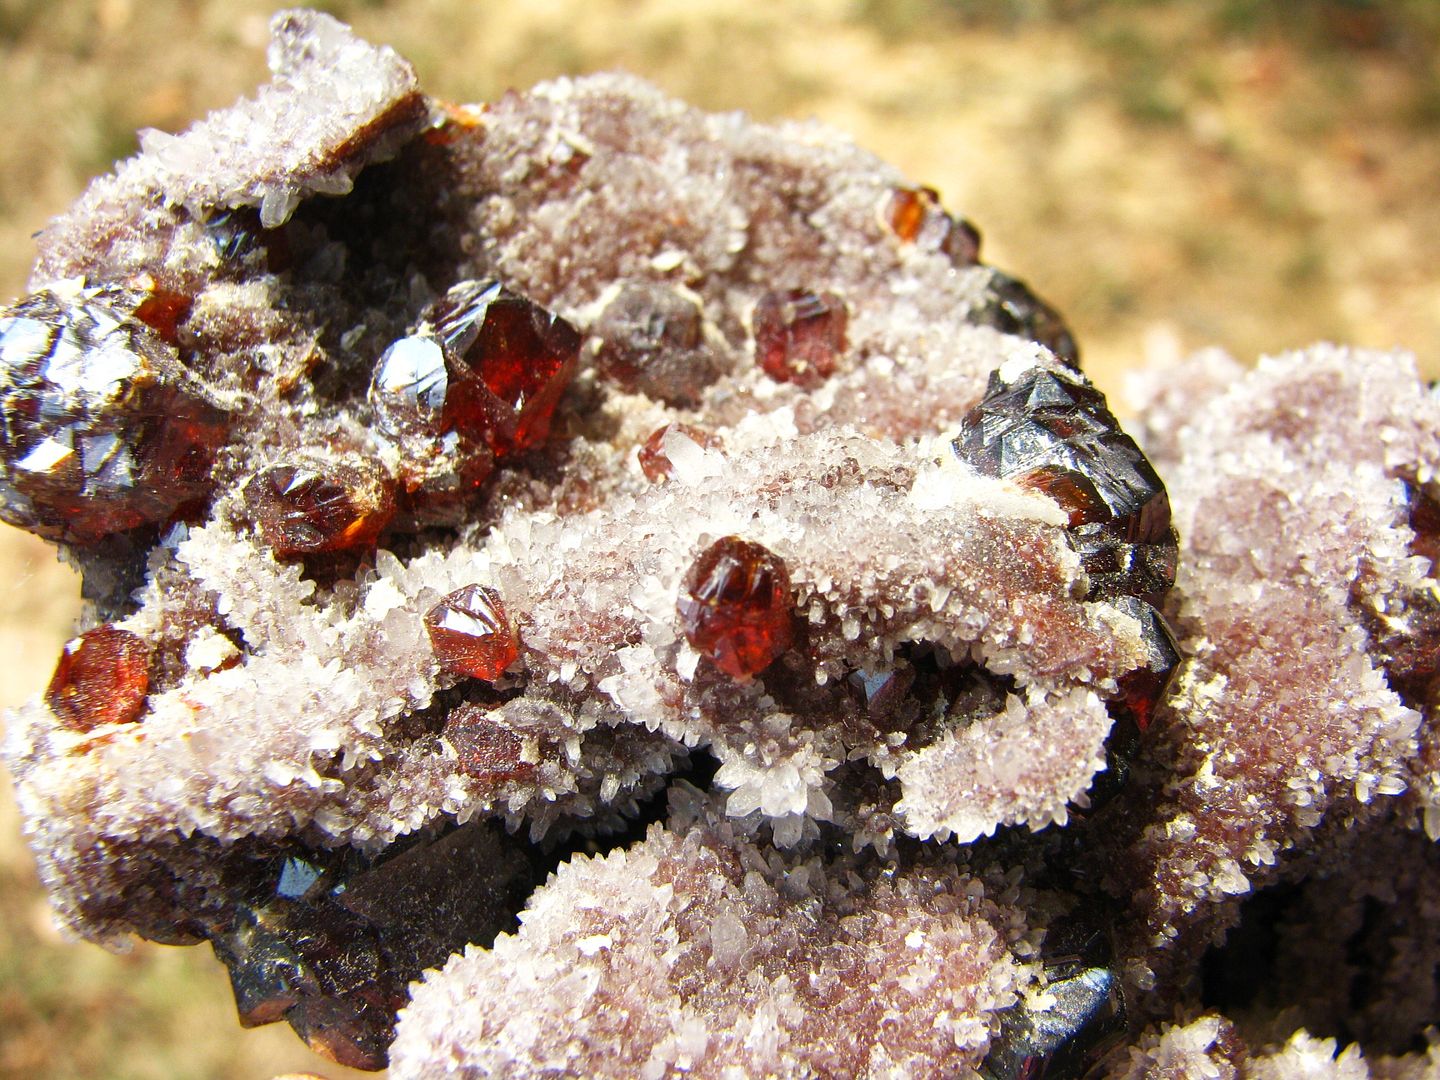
[{"left": 3, "top": 10, "right": 1437, "bottom": 1080}]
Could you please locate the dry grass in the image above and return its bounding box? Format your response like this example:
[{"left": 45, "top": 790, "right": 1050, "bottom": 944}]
[{"left": 0, "top": 1, "right": 1436, "bottom": 1075}]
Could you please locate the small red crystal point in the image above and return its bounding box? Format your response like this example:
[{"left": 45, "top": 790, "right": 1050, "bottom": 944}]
[
  {"left": 753, "top": 290, "right": 847, "bottom": 388},
  {"left": 425, "top": 584, "right": 520, "bottom": 681},
  {"left": 46, "top": 625, "right": 151, "bottom": 732},
  {"left": 883, "top": 186, "right": 981, "bottom": 265},
  {"left": 243, "top": 462, "right": 395, "bottom": 559},
  {"left": 677, "top": 536, "right": 795, "bottom": 679}
]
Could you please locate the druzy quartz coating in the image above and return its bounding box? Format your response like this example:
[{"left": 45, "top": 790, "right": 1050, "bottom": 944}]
[{"left": 7, "top": 12, "right": 1440, "bottom": 1080}]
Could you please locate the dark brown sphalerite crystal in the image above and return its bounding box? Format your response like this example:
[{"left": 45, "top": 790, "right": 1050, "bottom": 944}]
[
  {"left": 206, "top": 822, "right": 539, "bottom": 1070},
  {"left": 424, "top": 585, "right": 520, "bottom": 682},
  {"left": 0, "top": 287, "right": 230, "bottom": 544},
  {"left": 45, "top": 625, "right": 152, "bottom": 732},
  {"left": 975, "top": 273, "right": 1079, "bottom": 368},
  {"left": 677, "top": 536, "right": 796, "bottom": 680},
  {"left": 953, "top": 362, "right": 1176, "bottom": 604},
  {"left": 752, "top": 289, "right": 847, "bottom": 388},
  {"left": 981, "top": 914, "right": 1127, "bottom": 1080},
  {"left": 590, "top": 283, "right": 723, "bottom": 407},
  {"left": 637, "top": 423, "right": 723, "bottom": 484},
  {"left": 242, "top": 461, "right": 395, "bottom": 559}
]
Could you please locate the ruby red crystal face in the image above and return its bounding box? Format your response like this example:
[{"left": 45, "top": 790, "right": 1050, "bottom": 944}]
[
  {"left": 752, "top": 290, "right": 847, "bottom": 388},
  {"left": 369, "top": 281, "right": 580, "bottom": 486},
  {"left": 677, "top": 536, "right": 795, "bottom": 680},
  {"left": 243, "top": 462, "right": 395, "bottom": 558},
  {"left": 429, "top": 280, "right": 581, "bottom": 456},
  {"left": 638, "top": 423, "right": 722, "bottom": 484},
  {"left": 425, "top": 584, "right": 520, "bottom": 681},
  {"left": 45, "top": 625, "right": 152, "bottom": 732}
]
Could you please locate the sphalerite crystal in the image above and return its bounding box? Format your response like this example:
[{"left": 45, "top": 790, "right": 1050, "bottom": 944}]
[
  {"left": 0, "top": 286, "right": 229, "bottom": 544},
  {"left": 5, "top": 12, "right": 1440, "bottom": 1079},
  {"left": 44, "top": 625, "right": 152, "bottom": 732},
  {"left": 242, "top": 461, "right": 396, "bottom": 559},
  {"left": 751, "top": 289, "right": 848, "bottom": 387},
  {"left": 424, "top": 584, "right": 520, "bottom": 682},
  {"left": 677, "top": 536, "right": 796, "bottom": 680}
]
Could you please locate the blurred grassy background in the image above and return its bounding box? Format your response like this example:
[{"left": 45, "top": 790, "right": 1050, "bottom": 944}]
[{"left": 1, "top": 1, "right": 1437, "bottom": 1075}]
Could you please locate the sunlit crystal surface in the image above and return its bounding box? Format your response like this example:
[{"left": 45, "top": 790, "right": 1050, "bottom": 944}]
[
  {"left": 243, "top": 462, "right": 394, "bottom": 558},
  {"left": 677, "top": 536, "right": 796, "bottom": 680},
  {"left": 424, "top": 585, "right": 519, "bottom": 681},
  {"left": 0, "top": 288, "right": 229, "bottom": 543},
  {"left": 45, "top": 625, "right": 151, "bottom": 732},
  {"left": 13, "top": 12, "right": 1439, "bottom": 1079},
  {"left": 426, "top": 280, "right": 581, "bottom": 457}
]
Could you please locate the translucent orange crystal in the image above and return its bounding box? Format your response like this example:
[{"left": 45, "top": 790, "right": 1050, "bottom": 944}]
[
  {"left": 677, "top": 536, "right": 795, "bottom": 680},
  {"left": 425, "top": 584, "right": 520, "bottom": 681}
]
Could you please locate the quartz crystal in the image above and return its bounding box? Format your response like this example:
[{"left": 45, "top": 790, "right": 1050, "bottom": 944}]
[{"left": 4, "top": 12, "right": 1439, "bottom": 1079}]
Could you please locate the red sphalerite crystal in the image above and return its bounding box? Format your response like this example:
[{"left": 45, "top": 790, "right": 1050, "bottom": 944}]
[
  {"left": 442, "top": 703, "right": 535, "bottom": 783},
  {"left": 638, "top": 423, "right": 723, "bottom": 483},
  {"left": 243, "top": 461, "right": 395, "bottom": 558},
  {"left": 677, "top": 536, "right": 796, "bottom": 680},
  {"left": 428, "top": 280, "right": 581, "bottom": 457},
  {"left": 752, "top": 290, "right": 847, "bottom": 388},
  {"left": 45, "top": 625, "right": 152, "bottom": 732},
  {"left": 883, "top": 186, "right": 981, "bottom": 266},
  {"left": 425, "top": 584, "right": 520, "bottom": 681}
]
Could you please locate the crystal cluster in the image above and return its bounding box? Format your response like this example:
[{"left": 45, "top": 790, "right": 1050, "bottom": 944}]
[{"left": 2, "top": 12, "right": 1437, "bottom": 1079}]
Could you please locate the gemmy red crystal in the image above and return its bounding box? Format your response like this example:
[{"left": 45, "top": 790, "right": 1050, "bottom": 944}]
[
  {"left": 425, "top": 584, "right": 520, "bottom": 681},
  {"left": 677, "top": 536, "right": 795, "bottom": 680},
  {"left": 428, "top": 280, "right": 581, "bottom": 457},
  {"left": 243, "top": 461, "right": 395, "bottom": 558},
  {"left": 638, "top": 423, "right": 723, "bottom": 484},
  {"left": 752, "top": 289, "right": 847, "bottom": 388},
  {"left": 45, "top": 625, "right": 151, "bottom": 732},
  {"left": 883, "top": 186, "right": 981, "bottom": 266}
]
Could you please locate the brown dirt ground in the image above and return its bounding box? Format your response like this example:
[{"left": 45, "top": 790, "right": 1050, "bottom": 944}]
[{"left": 0, "top": 2, "right": 1436, "bottom": 1076}]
